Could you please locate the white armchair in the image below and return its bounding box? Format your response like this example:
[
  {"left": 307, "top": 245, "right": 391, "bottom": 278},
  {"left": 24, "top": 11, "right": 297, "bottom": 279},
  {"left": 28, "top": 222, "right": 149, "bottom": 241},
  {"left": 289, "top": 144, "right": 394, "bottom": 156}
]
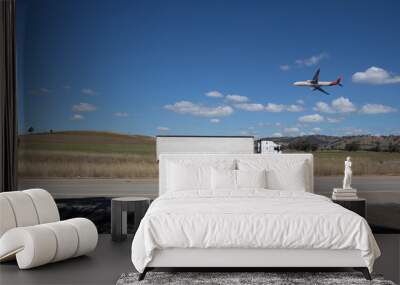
[{"left": 0, "top": 189, "right": 98, "bottom": 269}]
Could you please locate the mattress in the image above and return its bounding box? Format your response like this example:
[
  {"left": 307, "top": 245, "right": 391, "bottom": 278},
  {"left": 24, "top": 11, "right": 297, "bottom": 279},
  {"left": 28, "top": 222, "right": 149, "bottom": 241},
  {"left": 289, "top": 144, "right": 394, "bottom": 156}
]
[{"left": 131, "top": 190, "right": 380, "bottom": 273}]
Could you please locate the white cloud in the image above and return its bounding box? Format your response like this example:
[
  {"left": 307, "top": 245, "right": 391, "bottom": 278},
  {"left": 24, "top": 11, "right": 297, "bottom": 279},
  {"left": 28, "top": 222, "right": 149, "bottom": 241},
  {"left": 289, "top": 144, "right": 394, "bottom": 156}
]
[
  {"left": 40, "top": 88, "right": 51, "bottom": 93},
  {"left": 114, "top": 112, "right": 129, "bottom": 117},
  {"left": 313, "top": 102, "right": 334, "bottom": 113},
  {"left": 332, "top": 97, "right": 356, "bottom": 113},
  {"left": 286, "top": 104, "right": 304, "bottom": 112},
  {"left": 314, "top": 97, "right": 356, "bottom": 114},
  {"left": 280, "top": 65, "right": 290, "bottom": 71},
  {"left": 360, "top": 104, "right": 397, "bottom": 114},
  {"left": 281, "top": 52, "right": 328, "bottom": 72},
  {"left": 258, "top": 122, "right": 272, "bottom": 127},
  {"left": 72, "top": 102, "right": 97, "bottom": 112},
  {"left": 284, "top": 127, "right": 300, "bottom": 134},
  {"left": 347, "top": 129, "right": 363, "bottom": 135},
  {"left": 157, "top": 126, "right": 170, "bottom": 131},
  {"left": 352, "top": 66, "right": 400, "bottom": 84},
  {"left": 272, "top": 132, "right": 283, "bottom": 137},
  {"left": 296, "top": 99, "right": 304, "bottom": 105},
  {"left": 240, "top": 130, "right": 257, "bottom": 136},
  {"left": 265, "top": 103, "right": 285, "bottom": 112},
  {"left": 327, "top": 117, "right": 342, "bottom": 123},
  {"left": 81, "top": 88, "right": 97, "bottom": 95},
  {"left": 225, "top": 94, "right": 248, "bottom": 103},
  {"left": 295, "top": 53, "right": 329, "bottom": 67},
  {"left": 210, "top": 118, "right": 220, "bottom": 124},
  {"left": 70, "top": 114, "right": 84, "bottom": 121},
  {"left": 205, "top": 90, "right": 223, "bottom": 98},
  {"left": 298, "top": 114, "right": 324, "bottom": 123},
  {"left": 235, "top": 103, "right": 264, "bottom": 112},
  {"left": 164, "top": 101, "right": 233, "bottom": 117},
  {"left": 312, "top": 127, "right": 322, "bottom": 133},
  {"left": 265, "top": 103, "right": 303, "bottom": 112},
  {"left": 275, "top": 122, "right": 282, "bottom": 127},
  {"left": 339, "top": 127, "right": 364, "bottom": 136}
]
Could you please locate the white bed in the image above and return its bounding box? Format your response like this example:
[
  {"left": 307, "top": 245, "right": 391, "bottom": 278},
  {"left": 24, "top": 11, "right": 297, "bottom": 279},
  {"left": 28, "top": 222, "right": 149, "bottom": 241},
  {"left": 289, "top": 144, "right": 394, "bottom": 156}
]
[{"left": 131, "top": 154, "right": 380, "bottom": 280}]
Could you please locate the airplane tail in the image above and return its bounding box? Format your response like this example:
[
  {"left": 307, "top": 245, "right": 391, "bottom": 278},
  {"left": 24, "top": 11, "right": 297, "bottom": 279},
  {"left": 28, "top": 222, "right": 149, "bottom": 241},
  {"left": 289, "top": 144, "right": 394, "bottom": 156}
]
[{"left": 335, "top": 76, "right": 343, "bottom": 87}]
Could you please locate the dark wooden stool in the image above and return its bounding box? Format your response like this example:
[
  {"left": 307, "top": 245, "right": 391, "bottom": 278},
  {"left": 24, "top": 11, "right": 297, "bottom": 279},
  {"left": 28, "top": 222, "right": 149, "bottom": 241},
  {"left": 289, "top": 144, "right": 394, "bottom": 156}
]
[{"left": 111, "top": 197, "right": 151, "bottom": 242}]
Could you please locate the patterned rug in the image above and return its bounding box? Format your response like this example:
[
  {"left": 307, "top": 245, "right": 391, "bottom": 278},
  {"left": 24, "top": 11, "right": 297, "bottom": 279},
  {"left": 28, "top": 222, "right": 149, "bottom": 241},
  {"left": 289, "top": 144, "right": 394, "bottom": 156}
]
[{"left": 116, "top": 271, "right": 396, "bottom": 285}]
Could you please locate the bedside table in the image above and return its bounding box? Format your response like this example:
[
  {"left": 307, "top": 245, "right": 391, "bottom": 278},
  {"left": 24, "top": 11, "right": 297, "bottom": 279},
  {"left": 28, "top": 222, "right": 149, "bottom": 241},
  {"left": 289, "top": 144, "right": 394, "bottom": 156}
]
[
  {"left": 111, "top": 197, "right": 151, "bottom": 242},
  {"left": 332, "top": 198, "right": 366, "bottom": 218}
]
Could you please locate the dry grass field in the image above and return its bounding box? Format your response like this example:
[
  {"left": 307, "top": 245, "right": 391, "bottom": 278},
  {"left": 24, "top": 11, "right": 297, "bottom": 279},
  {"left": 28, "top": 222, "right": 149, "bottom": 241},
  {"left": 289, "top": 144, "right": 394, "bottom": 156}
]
[
  {"left": 313, "top": 151, "right": 400, "bottom": 176},
  {"left": 18, "top": 131, "right": 157, "bottom": 178},
  {"left": 18, "top": 131, "right": 400, "bottom": 178}
]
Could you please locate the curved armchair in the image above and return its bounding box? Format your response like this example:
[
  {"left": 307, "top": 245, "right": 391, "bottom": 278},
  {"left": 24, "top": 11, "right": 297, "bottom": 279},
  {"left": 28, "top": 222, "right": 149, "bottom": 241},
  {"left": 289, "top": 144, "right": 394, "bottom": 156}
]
[{"left": 0, "top": 189, "right": 98, "bottom": 269}]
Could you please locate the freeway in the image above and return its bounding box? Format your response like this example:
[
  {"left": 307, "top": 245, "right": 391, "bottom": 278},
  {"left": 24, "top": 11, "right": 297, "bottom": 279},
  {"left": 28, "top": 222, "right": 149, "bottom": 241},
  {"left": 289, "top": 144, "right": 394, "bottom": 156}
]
[{"left": 19, "top": 176, "right": 400, "bottom": 203}]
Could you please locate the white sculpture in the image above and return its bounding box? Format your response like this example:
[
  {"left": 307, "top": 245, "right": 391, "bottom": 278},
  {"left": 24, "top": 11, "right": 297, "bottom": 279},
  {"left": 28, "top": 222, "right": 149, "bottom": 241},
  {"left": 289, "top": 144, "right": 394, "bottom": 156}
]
[{"left": 343, "top": 156, "right": 352, "bottom": 189}]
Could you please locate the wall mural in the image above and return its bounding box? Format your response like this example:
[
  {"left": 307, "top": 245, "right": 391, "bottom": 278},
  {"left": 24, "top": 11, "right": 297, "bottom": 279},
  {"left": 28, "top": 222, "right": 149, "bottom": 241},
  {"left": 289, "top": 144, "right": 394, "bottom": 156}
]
[{"left": 17, "top": 0, "right": 400, "bottom": 233}]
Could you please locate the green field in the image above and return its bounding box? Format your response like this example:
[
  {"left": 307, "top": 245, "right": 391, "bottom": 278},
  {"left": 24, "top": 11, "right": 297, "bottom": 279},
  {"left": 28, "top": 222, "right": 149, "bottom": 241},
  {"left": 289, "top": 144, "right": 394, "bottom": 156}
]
[{"left": 18, "top": 131, "right": 400, "bottom": 178}]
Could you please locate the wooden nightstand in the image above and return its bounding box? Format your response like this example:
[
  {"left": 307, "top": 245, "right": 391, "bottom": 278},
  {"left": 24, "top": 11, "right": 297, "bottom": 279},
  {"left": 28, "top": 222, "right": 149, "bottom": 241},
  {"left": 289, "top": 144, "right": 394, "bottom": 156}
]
[{"left": 332, "top": 198, "right": 366, "bottom": 218}]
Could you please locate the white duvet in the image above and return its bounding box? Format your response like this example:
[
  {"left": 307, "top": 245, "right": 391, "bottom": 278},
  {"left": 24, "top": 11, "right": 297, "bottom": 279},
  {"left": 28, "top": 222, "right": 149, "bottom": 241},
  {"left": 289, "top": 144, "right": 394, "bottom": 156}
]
[{"left": 131, "top": 190, "right": 380, "bottom": 273}]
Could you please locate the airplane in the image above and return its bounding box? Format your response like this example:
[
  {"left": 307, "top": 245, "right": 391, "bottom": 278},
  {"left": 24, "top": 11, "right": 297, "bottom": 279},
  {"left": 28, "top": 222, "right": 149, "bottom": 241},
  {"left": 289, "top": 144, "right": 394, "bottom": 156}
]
[{"left": 293, "top": 68, "right": 342, "bottom": 95}]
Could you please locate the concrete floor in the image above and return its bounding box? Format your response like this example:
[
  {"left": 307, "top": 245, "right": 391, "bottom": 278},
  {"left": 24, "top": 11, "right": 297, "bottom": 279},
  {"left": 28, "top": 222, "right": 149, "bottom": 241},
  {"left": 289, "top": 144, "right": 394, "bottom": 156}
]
[
  {"left": 0, "top": 235, "right": 134, "bottom": 285},
  {"left": 1, "top": 234, "right": 399, "bottom": 285}
]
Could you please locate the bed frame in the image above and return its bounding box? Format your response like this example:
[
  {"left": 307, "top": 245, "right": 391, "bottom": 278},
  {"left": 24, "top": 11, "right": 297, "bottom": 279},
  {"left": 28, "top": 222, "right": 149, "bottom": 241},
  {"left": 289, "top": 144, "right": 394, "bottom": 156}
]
[
  {"left": 139, "top": 153, "right": 372, "bottom": 281},
  {"left": 140, "top": 248, "right": 370, "bottom": 280}
]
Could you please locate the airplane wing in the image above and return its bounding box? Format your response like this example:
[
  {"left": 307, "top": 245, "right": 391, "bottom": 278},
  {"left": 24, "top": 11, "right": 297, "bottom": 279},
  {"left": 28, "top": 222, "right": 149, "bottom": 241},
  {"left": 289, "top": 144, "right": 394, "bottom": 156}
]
[
  {"left": 314, "top": 86, "right": 329, "bottom": 95},
  {"left": 311, "top": 68, "right": 320, "bottom": 83}
]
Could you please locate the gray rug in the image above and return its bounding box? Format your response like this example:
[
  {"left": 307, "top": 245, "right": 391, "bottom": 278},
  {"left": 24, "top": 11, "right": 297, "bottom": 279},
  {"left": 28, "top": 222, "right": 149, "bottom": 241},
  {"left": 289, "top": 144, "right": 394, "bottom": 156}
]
[{"left": 116, "top": 272, "right": 396, "bottom": 285}]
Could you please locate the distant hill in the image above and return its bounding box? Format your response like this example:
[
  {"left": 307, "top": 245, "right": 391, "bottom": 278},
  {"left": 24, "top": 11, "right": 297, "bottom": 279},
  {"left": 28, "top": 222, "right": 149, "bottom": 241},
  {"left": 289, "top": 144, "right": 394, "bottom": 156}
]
[
  {"left": 20, "top": 130, "right": 154, "bottom": 143},
  {"left": 19, "top": 131, "right": 156, "bottom": 154},
  {"left": 261, "top": 135, "right": 400, "bottom": 152}
]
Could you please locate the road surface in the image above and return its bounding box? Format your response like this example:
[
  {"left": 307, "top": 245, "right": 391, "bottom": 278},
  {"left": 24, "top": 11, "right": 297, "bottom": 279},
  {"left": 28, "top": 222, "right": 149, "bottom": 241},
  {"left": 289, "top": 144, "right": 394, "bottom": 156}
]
[{"left": 19, "top": 176, "right": 400, "bottom": 203}]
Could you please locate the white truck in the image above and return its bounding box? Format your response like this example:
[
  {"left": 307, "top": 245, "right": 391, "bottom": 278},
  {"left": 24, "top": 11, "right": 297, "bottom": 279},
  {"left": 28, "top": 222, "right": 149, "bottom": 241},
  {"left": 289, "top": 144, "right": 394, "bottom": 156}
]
[{"left": 257, "top": 139, "right": 282, "bottom": 154}]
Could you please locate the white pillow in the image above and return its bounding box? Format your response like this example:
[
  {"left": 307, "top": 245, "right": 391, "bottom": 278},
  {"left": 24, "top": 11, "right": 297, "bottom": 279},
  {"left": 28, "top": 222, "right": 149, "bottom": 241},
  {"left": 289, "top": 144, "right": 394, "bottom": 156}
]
[
  {"left": 266, "top": 162, "right": 307, "bottom": 191},
  {"left": 211, "top": 168, "right": 237, "bottom": 190},
  {"left": 167, "top": 162, "right": 211, "bottom": 191},
  {"left": 166, "top": 159, "right": 236, "bottom": 192},
  {"left": 236, "top": 169, "right": 267, "bottom": 189},
  {"left": 238, "top": 158, "right": 308, "bottom": 191}
]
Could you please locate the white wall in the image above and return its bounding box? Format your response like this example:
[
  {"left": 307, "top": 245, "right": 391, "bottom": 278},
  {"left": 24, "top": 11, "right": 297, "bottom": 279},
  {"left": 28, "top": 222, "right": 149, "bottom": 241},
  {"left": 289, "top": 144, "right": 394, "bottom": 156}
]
[{"left": 156, "top": 136, "right": 255, "bottom": 160}]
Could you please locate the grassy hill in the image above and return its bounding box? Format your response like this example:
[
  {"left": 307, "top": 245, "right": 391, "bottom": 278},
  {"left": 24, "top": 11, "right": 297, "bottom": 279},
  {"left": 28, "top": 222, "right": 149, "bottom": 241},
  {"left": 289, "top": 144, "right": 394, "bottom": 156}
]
[
  {"left": 19, "top": 131, "right": 155, "bottom": 154},
  {"left": 19, "top": 131, "right": 157, "bottom": 178},
  {"left": 18, "top": 131, "right": 400, "bottom": 178}
]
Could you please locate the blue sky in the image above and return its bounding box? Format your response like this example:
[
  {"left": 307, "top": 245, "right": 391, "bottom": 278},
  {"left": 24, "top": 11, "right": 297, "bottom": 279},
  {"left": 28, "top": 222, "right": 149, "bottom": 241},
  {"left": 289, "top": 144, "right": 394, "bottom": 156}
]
[{"left": 17, "top": 0, "right": 400, "bottom": 137}]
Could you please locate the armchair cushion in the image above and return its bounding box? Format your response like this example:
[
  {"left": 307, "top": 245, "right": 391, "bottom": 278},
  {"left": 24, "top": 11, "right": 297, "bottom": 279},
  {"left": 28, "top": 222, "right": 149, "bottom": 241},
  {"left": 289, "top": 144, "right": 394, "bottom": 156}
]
[
  {"left": 0, "top": 218, "right": 98, "bottom": 269},
  {"left": 0, "top": 189, "right": 98, "bottom": 269}
]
